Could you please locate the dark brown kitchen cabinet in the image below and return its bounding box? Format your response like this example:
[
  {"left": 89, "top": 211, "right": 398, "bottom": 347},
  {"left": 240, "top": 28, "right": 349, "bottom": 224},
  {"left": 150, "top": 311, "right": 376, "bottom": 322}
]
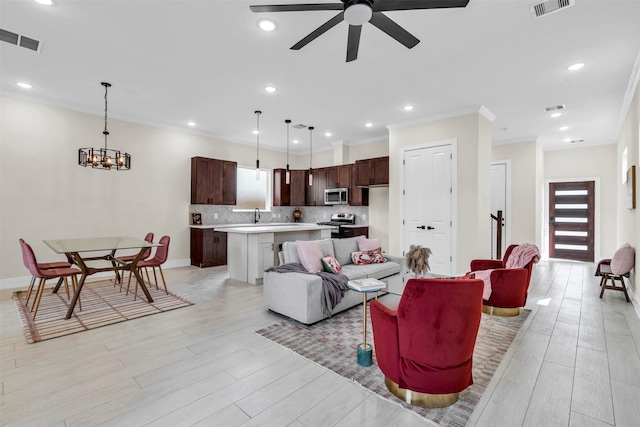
[
  {"left": 325, "top": 165, "right": 351, "bottom": 189},
  {"left": 355, "top": 156, "right": 389, "bottom": 187},
  {"left": 340, "top": 226, "right": 369, "bottom": 238},
  {"left": 190, "top": 229, "right": 227, "bottom": 267},
  {"left": 306, "top": 167, "right": 327, "bottom": 206},
  {"left": 273, "top": 169, "right": 307, "bottom": 206},
  {"left": 349, "top": 164, "right": 369, "bottom": 206},
  {"left": 191, "top": 157, "right": 237, "bottom": 205}
]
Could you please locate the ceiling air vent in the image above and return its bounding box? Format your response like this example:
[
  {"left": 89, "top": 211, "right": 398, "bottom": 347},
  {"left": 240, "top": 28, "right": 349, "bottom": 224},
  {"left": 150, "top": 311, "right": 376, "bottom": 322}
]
[
  {"left": 0, "top": 28, "right": 42, "bottom": 52},
  {"left": 292, "top": 124, "right": 307, "bottom": 129},
  {"left": 544, "top": 104, "right": 566, "bottom": 112},
  {"left": 530, "top": 0, "right": 575, "bottom": 18}
]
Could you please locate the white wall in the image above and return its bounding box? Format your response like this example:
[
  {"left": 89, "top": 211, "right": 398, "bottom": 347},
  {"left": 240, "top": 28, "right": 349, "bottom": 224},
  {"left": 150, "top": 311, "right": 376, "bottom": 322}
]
[
  {"left": 388, "top": 112, "right": 492, "bottom": 273},
  {"left": 492, "top": 141, "right": 539, "bottom": 248}
]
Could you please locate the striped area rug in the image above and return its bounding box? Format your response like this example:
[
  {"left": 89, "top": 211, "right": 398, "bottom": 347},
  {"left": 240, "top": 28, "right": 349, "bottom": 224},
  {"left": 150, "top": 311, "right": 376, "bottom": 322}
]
[
  {"left": 256, "top": 304, "right": 530, "bottom": 426},
  {"left": 13, "top": 279, "right": 194, "bottom": 344}
]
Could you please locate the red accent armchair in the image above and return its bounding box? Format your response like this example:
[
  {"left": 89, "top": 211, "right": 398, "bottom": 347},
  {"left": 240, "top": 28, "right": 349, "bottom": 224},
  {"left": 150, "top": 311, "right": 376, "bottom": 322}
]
[
  {"left": 470, "top": 244, "right": 534, "bottom": 313},
  {"left": 370, "top": 278, "right": 483, "bottom": 408}
]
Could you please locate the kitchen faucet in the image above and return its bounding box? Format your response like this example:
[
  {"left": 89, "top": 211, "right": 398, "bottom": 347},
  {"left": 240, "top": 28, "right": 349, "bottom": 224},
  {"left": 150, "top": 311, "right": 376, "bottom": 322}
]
[{"left": 254, "top": 208, "right": 260, "bottom": 224}]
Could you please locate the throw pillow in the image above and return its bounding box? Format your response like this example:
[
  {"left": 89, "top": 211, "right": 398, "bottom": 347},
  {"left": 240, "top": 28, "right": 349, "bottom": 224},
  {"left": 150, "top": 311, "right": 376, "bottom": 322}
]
[
  {"left": 357, "top": 237, "right": 382, "bottom": 251},
  {"left": 321, "top": 255, "right": 341, "bottom": 274},
  {"left": 351, "top": 248, "right": 387, "bottom": 265},
  {"left": 297, "top": 240, "right": 323, "bottom": 273},
  {"left": 610, "top": 243, "right": 635, "bottom": 275}
]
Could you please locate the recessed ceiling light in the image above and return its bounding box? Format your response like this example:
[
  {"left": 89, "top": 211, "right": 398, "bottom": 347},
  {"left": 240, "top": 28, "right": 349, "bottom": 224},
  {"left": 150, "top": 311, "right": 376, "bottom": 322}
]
[
  {"left": 16, "top": 82, "right": 32, "bottom": 89},
  {"left": 567, "top": 62, "right": 585, "bottom": 71},
  {"left": 34, "top": 0, "right": 54, "bottom": 5},
  {"left": 258, "top": 20, "right": 276, "bottom": 32},
  {"left": 559, "top": 126, "right": 569, "bottom": 131},
  {"left": 292, "top": 139, "right": 299, "bottom": 144},
  {"left": 252, "top": 130, "right": 259, "bottom": 135},
  {"left": 324, "top": 132, "right": 332, "bottom": 137},
  {"left": 550, "top": 112, "right": 562, "bottom": 118},
  {"left": 403, "top": 105, "right": 414, "bottom": 111},
  {"left": 563, "top": 138, "right": 571, "bottom": 142},
  {"left": 365, "top": 122, "right": 373, "bottom": 127},
  {"left": 264, "top": 86, "right": 277, "bottom": 93},
  {"left": 187, "top": 121, "right": 196, "bottom": 127}
]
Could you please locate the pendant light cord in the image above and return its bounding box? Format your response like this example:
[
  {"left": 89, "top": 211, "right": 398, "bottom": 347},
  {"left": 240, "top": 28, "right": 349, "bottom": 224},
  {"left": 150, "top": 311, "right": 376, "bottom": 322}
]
[
  {"left": 103, "top": 83, "right": 110, "bottom": 149},
  {"left": 255, "top": 110, "right": 261, "bottom": 170},
  {"left": 285, "top": 119, "right": 291, "bottom": 170}
]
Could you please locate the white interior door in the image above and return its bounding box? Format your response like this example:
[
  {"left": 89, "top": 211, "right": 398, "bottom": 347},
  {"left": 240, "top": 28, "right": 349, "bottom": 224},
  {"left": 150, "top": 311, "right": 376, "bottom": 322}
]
[
  {"left": 490, "top": 162, "right": 508, "bottom": 259},
  {"left": 403, "top": 144, "right": 453, "bottom": 275}
]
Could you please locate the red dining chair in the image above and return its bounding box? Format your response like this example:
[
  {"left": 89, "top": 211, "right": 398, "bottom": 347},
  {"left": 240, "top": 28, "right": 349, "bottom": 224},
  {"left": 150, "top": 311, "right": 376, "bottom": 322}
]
[
  {"left": 127, "top": 235, "right": 170, "bottom": 300},
  {"left": 19, "top": 239, "right": 83, "bottom": 320},
  {"left": 19, "top": 239, "right": 73, "bottom": 304},
  {"left": 114, "top": 232, "right": 154, "bottom": 290}
]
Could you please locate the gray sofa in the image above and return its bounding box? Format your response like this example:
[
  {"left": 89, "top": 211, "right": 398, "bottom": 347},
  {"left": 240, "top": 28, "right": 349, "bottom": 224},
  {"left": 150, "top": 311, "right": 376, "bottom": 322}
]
[{"left": 263, "top": 237, "right": 405, "bottom": 324}]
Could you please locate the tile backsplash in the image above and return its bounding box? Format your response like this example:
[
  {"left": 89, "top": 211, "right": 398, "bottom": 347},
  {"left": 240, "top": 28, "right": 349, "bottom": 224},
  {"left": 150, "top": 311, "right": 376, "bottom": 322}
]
[{"left": 189, "top": 205, "right": 369, "bottom": 226}]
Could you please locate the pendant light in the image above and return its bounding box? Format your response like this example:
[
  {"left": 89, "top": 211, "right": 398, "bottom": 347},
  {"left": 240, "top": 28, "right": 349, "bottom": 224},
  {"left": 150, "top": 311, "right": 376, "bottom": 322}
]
[
  {"left": 255, "top": 110, "right": 261, "bottom": 180},
  {"left": 78, "top": 82, "right": 131, "bottom": 170},
  {"left": 285, "top": 119, "right": 291, "bottom": 184},
  {"left": 308, "top": 126, "right": 314, "bottom": 186}
]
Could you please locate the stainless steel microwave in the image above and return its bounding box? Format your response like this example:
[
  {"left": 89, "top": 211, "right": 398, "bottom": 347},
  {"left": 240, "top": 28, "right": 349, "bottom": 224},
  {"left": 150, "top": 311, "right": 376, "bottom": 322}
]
[{"left": 325, "top": 188, "right": 349, "bottom": 205}]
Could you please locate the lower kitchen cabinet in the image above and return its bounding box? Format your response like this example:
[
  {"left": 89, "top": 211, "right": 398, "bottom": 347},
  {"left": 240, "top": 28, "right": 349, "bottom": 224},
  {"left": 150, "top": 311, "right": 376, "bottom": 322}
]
[{"left": 190, "top": 228, "right": 227, "bottom": 267}]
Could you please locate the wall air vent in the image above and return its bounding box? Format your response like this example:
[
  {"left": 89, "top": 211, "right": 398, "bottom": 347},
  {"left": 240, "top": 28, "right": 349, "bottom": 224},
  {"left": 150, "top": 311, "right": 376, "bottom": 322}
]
[
  {"left": 568, "top": 139, "right": 584, "bottom": 144},
  {"left": 544, "top": 104, "right": 566, "bottom": 112},
  {"left": 530, "top": 0, "right": 575, "bottom": 18},
  {"left": 292, "top": 124, "right": 307, "bottom": 129},
  {"left": 0, "top": 28, "right": 42, "bottom": 52}
]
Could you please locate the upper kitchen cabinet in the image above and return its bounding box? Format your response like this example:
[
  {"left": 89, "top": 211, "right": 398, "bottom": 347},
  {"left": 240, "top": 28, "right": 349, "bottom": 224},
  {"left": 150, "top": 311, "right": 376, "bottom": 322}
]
[
  {"left": 355, "top": 156, "right": 389, "bottom": 187},
  {"left": 326, "top": 165, "right": 351, "bottom": 189},
  {"left": 306, "top": 167, "right": 327, "bottom": 206},
  {"left": 191, "top": 156, "right": 237, "bottom": 205},
  {"left": 273, "top": 169, "right": 307, "bottom": 207},
  {"left": 349, "top": 164, "right": 369, "bottom": 206}
]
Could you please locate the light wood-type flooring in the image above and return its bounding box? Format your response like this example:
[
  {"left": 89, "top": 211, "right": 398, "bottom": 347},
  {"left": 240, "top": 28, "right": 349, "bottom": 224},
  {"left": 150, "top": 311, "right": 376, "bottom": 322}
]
[{"left": 1, "top": 259, "right": 639, "bottom": 426}]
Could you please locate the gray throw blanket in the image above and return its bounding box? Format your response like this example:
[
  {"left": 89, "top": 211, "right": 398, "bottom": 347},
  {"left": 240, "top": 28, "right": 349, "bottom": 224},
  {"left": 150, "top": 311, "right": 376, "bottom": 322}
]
[{"left": 265, "top": 263, "right": 349, "bottom": 317}]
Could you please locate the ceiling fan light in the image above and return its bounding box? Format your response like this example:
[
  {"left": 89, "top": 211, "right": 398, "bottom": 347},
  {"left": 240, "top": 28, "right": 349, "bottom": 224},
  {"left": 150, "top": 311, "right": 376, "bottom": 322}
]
[{"left": 344, "top": 4, "right": 372, "bottom": 26}]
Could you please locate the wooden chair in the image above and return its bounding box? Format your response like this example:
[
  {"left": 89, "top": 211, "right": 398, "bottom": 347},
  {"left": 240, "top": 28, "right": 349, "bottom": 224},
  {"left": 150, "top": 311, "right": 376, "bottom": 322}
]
[{"left": 599, "top": 243, "right": 635, "bottom": 301}]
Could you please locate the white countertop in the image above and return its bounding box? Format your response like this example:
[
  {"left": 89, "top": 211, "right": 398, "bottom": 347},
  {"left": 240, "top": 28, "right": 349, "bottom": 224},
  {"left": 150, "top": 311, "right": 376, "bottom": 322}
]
[{"left": 190, "top": 223, "right": 332, "bottom": 234}]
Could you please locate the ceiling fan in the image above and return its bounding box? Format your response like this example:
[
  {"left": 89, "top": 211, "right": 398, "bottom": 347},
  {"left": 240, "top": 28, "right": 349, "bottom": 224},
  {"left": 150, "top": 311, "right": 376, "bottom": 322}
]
[{"left": 250, "top": 0, "right": 470, "bottom": 62}]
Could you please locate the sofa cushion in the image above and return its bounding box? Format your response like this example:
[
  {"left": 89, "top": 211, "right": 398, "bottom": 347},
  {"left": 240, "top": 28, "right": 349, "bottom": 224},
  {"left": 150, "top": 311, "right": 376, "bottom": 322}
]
[
  {"left": 611, "top": 243, "right": 635, "bottom": 275},
  {"left": 281, "top": 239, "right": 334, "bottom": 265},
  {"left": 357, "top": 237, "right": 381, "bottom": 251},
  {"left": 333, "top": 237, "right": 360, "bottom": 266},
  {"left": 351, "top": 248, "right": 386, "bottom": 265},
  {"left": 297, "top": 240, "right": 323, "bottom": 273},
  {"left": 339, "top": 264, "right": 368, "bottom": 280},
  {"left": 355, "top": 261, "right": 401, "bottom": 280},
  {"left": 322, "top": 255, "right": 341, "bottom": 274}
]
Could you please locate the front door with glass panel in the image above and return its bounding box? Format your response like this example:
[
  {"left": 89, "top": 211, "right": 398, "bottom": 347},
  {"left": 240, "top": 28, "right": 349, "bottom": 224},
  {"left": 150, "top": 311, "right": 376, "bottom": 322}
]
[{"left": 549, "top": 181, "right": 595, "bottom": 262}]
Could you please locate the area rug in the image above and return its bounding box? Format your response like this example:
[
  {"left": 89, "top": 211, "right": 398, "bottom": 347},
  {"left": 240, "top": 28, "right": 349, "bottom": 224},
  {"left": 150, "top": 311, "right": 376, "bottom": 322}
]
[
  {"left": 13, "top": 279, "right": 194, "bottom": 344},
  {"left": 256, "top": 303, "right": 530, "bottom": 426}
]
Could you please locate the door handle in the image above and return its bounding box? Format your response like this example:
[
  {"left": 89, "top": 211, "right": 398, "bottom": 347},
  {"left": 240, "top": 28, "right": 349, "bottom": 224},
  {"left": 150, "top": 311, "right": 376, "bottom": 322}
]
[
  {"left": 427, "top": 226, "right": 435, "bottom": 230},
  {"left": 416, "top": 226, "right": 425, "bottom": 229}
]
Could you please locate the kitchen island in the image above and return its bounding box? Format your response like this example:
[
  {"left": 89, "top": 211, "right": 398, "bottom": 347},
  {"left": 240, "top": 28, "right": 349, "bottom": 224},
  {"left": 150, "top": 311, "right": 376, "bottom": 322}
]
[{"left": 195, "top": 223, "right": 332, "bottom": 285}]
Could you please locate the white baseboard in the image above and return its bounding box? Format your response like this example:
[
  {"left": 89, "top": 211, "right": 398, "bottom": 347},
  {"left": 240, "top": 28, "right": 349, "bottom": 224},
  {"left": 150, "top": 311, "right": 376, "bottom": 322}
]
[{"left": 0, "top": 258, "right": 192, "bottom": 291}]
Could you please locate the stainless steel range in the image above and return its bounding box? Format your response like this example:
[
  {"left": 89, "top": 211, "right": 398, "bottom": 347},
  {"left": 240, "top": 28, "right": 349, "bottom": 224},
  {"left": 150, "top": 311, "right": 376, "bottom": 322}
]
[{"left": 317, "top": 213, "right": 356, "bottom": 239}]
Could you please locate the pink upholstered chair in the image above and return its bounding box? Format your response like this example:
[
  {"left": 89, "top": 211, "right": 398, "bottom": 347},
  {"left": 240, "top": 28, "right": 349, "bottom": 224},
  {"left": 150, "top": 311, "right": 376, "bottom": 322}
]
[
  {"left": 19, "top": 239, "right": 82, "bottom": 319},
  {"left": 469, "top": 243, "right": 538, "bottom": 316},
  {"left": 19, "top": 239, "right": 72, "bottom": 304},
  {"left": 114, "top": 232, "right": 153, "bottom": 289},
  {"left": 599, "top": 243, "right": 635, "bottom": 301},
  {"left": 370, "top": 278, "right": 484, "bottom": 408},
  {"left": 127, "top": 235, "right": 170, "bottom": 299}
]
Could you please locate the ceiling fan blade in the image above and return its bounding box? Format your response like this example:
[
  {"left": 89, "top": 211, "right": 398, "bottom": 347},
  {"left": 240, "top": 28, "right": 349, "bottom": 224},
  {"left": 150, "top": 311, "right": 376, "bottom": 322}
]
[
  {"left": 369, "top": 12, "right": 419, "bottom": 49},
  {"left": 346, "top": 25, "right": 362, "bottom": 62},
  {"left": 291, "top": 12, "right": 344, "bottom": 50},
  {"left": 373, "top": 0, "right": 469, "bottom": 12},
  {"left": 250, "top": 3, "right": 344, "bottom": 13}
]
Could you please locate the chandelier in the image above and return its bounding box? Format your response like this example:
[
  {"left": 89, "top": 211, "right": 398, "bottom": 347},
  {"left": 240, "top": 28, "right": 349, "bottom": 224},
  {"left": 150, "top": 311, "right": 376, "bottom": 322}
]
[{"left": 78, "top": 82, "right": 131, "bottom": 170}]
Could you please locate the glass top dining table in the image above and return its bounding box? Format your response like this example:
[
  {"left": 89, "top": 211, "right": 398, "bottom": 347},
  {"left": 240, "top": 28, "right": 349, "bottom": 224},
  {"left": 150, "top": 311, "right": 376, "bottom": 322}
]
[{"left": 43, "top": 236, "right": 161, "bottom": 319}]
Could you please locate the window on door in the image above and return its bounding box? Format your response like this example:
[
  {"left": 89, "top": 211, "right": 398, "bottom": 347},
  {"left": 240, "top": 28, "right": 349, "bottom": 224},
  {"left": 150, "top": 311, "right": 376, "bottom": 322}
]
[{"left": 549, "top": 181, "right": 595, "bottom": 262}]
